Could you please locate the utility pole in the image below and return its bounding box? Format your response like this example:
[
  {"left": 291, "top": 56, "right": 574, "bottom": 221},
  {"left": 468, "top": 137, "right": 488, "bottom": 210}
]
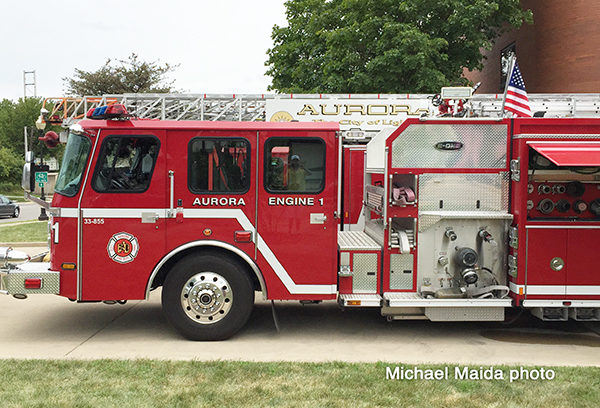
[{"left": 23, "top": 70, "right": 37, "bottom": 98}]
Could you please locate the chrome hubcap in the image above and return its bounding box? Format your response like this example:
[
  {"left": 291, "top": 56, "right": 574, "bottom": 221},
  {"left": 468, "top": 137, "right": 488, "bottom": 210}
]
[{"left": 181, "top": 272, "right": 233, "bottom": 324}]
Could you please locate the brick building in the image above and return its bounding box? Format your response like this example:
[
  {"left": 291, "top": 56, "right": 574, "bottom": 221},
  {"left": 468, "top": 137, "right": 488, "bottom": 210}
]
[{"left": 465, "top": 0, "right": 600, "bottom": 93}]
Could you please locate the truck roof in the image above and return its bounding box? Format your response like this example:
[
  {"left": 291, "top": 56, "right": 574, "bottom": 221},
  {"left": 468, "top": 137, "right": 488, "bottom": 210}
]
[{"left": 78, "top": 119, "right": 339, "bottom": 132}]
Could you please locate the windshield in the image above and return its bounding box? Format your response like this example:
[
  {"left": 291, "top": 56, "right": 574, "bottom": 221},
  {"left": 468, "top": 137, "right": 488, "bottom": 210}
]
[{"left": 54, "top": 133, "right": 92, "bottom": 197}]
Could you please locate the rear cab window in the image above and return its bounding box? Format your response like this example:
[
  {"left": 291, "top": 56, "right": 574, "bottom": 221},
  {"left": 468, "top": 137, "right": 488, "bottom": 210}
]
[
  {"left": 264, "top": 138, "right": 326, "bottom": 194},
  {"left": 188, "top": 138, "right": 250, "bottom": 194}
]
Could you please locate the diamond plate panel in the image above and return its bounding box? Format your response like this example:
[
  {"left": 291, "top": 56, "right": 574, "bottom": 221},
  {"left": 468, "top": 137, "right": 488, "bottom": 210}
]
[
  {"left": 390, "top": 254, "right": 413, "bottom": 290},
  {"left": 418, "top": 173, "right": 509, "bottom": 212},
  {"left": 391, "top": 124, "right": 508, "bottom": 169},
  {"left": 425, "top": 307, "right": 504, "bottom": 321},
  {"left": 2, "top": 271, "right": 60, "bottom": 294},
  {"left": 352, "top": 253, "right": 378, "bottom": 294}
]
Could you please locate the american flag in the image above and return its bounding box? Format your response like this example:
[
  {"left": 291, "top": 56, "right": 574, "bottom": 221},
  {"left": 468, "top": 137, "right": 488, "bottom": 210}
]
[{"left": 503, "top": 60, "right": 532, "bottom": 117}]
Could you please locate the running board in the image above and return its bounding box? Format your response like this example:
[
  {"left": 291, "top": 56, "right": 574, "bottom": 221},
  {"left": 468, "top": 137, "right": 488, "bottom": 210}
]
[
  {"left": 383, "top": 292, "right": 512, "bottom": 308},
  {"left": 338, "top": 294, "right": 382, "bottom": 307}
]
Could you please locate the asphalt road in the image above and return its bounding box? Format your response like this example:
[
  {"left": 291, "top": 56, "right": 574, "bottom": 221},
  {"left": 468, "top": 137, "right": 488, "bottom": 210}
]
[
  {"left": 0, "top": 290, "right": 598, "bottom": 365},
  {"left": 0, "top": 202, "right": 45, "bottom": 224}
]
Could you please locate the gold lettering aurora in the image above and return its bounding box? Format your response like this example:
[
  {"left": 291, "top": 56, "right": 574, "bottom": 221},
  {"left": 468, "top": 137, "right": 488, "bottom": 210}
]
[{"left": 296, "top": 103, "right": 428, "bottom": 116}]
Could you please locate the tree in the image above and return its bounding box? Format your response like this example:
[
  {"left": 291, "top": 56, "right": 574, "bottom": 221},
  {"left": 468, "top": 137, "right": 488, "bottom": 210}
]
[
  {"left": 0, "top": 146, "right": 23, "bottom": 185},
  {"left": 0, "top": 98, "right": 43, "bottom": 158},
  {"left": 0, "top": 97, "right": 64, "bottom": 186},
  {"left": 266, "top": 0, "right": 532, "bottom": 93},
  {"left": 64, "top": 53, "right": 178, "bottom": 95}
]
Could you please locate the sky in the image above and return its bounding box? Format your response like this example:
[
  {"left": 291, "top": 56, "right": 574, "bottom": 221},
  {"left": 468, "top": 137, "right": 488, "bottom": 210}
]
[{"left": 0, "top": 0, "right": 288, "bottom": 101}]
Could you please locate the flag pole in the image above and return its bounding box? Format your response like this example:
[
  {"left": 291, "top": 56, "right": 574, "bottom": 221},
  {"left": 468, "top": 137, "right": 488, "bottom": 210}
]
[{"left": 500, "top": 55, "right": 516, "bottom": 117}]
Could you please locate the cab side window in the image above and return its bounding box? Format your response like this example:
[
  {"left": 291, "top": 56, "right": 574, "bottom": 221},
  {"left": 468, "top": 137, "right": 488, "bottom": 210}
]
[
  {"left": 265, "top": 138, "right": 325, "bottom": 193},
  {"left": 92, "top": 136, "right": 160, "bottom": 193},
  {"left": 188, "top": 138, "right": 250, "bottom": 193}
]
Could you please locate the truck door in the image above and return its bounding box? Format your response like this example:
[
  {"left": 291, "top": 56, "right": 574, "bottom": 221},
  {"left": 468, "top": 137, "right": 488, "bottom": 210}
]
[
  {"left": 163, "top": 130, "right": 256, "bottom": 260},
  {"left": 257, "top": 130, "right": 338, "bottom": 300},
  {"left": 79, "top": 131, "right": 166, "bottom": 300}
]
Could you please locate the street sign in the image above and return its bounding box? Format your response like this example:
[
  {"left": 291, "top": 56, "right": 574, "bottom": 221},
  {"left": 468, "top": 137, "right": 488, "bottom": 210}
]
[{"left": 35, "top": 172, "right": 48, "bottom": 185}]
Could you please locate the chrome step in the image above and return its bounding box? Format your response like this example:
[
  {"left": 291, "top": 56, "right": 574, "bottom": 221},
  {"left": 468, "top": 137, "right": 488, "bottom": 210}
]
[
  {"left": 338, "top": 231, "right": 381, "bottom": 251},
  {"left": 383, "top": 292, "right": 512, "bottom": 308},
  {"left": 339, "top": 293, "right": 382, "bottom": 307}
]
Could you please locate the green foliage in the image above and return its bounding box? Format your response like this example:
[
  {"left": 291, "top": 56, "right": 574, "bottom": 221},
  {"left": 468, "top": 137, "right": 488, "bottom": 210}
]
[
  {"left": 0, "top": 98, "right": 38, "bottom": 186},
  {"left": 0, "top": 97, "right": 64, "bottom": 186},
  {"left": 0, "top": 146, "right": 24, "bottom": 184},
  {"left": 64, "top": 53, "right": 178, "bottom": 95},
  {"left": 266, "top": 0, "right": 532, "bottom": 93},
  {"left": 0, "top": 97, "right": 40, "bottom": 158}
]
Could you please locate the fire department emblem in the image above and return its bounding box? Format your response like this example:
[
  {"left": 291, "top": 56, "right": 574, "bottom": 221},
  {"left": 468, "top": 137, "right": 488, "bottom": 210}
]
[
  {"left": 269, "top": 111, "right": 293, "bottom": 122},
  {"left": 107, "top": 232, "right": 139, "bottom": 264}
]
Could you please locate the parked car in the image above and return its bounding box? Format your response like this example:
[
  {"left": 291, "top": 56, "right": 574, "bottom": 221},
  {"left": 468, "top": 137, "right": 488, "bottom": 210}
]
[{"left": 0, "top": 195, "right": 19, "bottom": 218}]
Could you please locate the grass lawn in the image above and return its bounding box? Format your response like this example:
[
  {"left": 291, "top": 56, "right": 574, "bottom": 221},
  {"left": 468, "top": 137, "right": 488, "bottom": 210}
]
[
  {"left": 1, "top": 184, "right": 27, "bottom": 202},
  {"left": 4, "top": 195, "right": 27, "bottom": 203},
  {"left": 0, "top": 360, "right": 597, "bottom": 407},
  {"left": 0, "top": 221, "right": 47, "bottom": 242}
]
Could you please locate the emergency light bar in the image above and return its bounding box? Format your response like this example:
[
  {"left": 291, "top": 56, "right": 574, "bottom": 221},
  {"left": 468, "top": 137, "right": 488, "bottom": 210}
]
[{"left": 86, "top": 104, "right": 129, "bottom": 120}]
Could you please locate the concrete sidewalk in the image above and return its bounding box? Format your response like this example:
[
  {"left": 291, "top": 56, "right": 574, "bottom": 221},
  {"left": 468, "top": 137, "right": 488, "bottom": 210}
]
[{"left": 0, "top": 291, "right": 598, "bottom": 365}]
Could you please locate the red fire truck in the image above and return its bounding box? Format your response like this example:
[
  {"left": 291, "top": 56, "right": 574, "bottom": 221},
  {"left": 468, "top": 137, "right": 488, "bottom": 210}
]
[{"left": 2, "top": 104, "right": 600, "bottom": 340}]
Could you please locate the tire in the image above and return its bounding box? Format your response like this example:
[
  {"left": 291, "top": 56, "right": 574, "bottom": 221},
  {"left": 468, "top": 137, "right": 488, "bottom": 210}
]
[
  {"left": 161, "top": 252, "right": 254, "bottom": 341},
  {"left": 12, "top": 207, "right": 19, "bottom": 218}
]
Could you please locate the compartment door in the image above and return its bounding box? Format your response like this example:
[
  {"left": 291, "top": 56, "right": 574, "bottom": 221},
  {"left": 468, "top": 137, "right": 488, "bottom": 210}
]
[
  {"left": 526, "top": 228, "right": 567, "bottom": 296},
  {"left": 566, "top": 229, "right": 600, "bottom": 296}
]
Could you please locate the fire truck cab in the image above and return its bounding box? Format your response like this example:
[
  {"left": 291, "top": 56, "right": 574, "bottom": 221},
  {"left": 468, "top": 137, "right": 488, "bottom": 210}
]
[
  {"left": 3, "top": 105, "right": 600, "bottom": 340},
  {"left": 14, "top": 112, "right": 341, "bottom": 339}
]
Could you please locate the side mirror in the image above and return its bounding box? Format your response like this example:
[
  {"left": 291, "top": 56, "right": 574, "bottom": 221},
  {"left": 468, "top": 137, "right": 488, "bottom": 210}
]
[{"left": 21, "top": 162, "right": 33, "bottom": 192}]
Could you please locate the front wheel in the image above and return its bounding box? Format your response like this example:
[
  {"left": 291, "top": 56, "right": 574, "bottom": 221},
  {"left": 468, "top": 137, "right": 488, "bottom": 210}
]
[
  {"left": 12, "top": 207, "right": 19, "bottom": 218},
  {"left": 162, "top": 252, "right": 254, "bottom": 340}
]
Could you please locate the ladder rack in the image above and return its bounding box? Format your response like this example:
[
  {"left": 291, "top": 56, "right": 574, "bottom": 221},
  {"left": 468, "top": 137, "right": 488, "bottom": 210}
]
[{"left": 42, "top": 93, "right": 600, "bottom": 126}]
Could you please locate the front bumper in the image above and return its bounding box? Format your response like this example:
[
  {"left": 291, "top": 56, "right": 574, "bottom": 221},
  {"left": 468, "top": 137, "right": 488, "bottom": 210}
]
[{"left": 0, "top": 262, "right": 59, "bottom": 296}]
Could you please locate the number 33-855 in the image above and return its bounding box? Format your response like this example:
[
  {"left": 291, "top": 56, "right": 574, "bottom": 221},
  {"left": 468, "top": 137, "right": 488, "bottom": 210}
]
[{"left": 84, "top": 218, "right": 105, "bottom": 225}]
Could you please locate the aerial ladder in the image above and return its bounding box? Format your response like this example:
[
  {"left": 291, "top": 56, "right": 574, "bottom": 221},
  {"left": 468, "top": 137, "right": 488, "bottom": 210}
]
[{"left": 42, "top": 92, "right": 600, "bottom": 127}]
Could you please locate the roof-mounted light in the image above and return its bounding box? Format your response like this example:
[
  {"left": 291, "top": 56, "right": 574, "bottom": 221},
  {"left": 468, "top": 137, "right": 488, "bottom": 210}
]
[
  {"left": 344, "top": 128, "right": 366, "bottom": 140},
  {"left": 86, "top": 104, "right": 129, "bottom": 120},
  {"left": 441, "top": 87, "right": 473, "bottom": 100}
]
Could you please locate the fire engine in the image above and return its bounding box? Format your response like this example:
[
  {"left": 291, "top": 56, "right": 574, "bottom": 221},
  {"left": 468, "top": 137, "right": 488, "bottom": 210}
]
[{"left": 2, "top": 97, "right": 600, "bottom": 340}]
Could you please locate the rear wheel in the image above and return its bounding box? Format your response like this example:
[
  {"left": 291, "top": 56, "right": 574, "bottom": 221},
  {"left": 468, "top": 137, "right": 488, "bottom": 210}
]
[
  {"left": 12, "top": 207, "right": 19, "bottom": 218},
  {"left": 161, "top": 252, "right": 254, "bottom": 340}
]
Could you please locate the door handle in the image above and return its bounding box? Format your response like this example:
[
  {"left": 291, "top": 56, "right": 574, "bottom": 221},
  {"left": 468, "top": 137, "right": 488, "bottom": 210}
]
[
  {"left": 310, "top": 213, "right": 327, "bottom": 224},
  {"left": 167, "top": 170, "right": 175, "bottom": 217},
  {"left": 141, "top": 212, "right": 160, "bottom": 223}
]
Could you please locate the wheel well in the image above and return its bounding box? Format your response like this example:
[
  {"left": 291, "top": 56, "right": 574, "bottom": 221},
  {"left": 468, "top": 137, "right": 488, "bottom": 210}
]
[{"left": 149, "top": 245, "right": 264, "bottom": 295}]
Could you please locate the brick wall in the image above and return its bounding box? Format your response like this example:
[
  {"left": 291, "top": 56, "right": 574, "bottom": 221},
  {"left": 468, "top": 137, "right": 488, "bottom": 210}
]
[{"left": 464, "top": 0, "right": 600, "bottom": 93}]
